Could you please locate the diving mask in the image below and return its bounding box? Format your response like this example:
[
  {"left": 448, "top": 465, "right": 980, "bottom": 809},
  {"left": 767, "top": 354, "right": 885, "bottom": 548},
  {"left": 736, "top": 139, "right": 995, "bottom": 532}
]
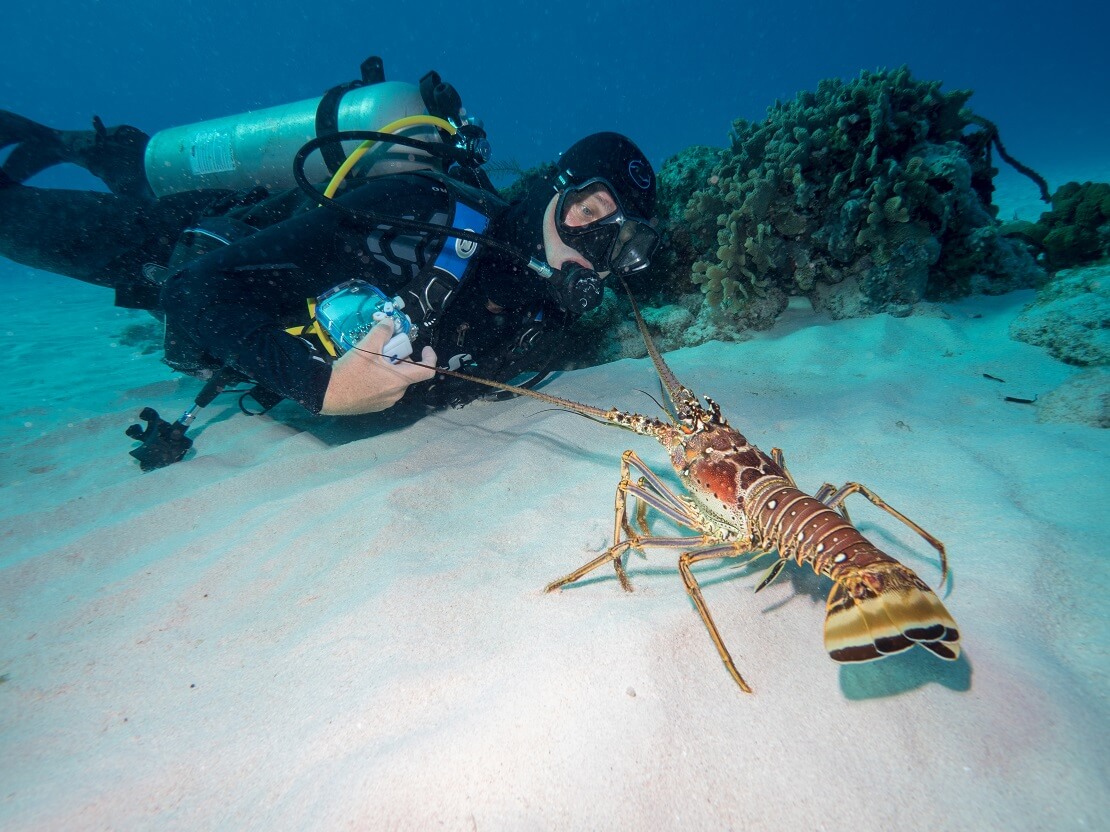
[{"left": 555, "top": 177, "right": 660, "bottom": 276}]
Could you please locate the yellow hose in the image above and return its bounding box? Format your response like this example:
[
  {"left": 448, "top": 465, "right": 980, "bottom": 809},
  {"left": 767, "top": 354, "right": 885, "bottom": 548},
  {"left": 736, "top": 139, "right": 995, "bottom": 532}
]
[{"left": 322, "top": 115, "right": 457, "bottom": 198}]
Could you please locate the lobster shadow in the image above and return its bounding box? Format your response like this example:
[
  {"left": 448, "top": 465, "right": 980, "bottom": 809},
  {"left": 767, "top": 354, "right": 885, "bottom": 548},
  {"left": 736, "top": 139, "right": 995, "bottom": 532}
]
[{"left": 838, "top": 650, "right": 971, "bottom": 698}]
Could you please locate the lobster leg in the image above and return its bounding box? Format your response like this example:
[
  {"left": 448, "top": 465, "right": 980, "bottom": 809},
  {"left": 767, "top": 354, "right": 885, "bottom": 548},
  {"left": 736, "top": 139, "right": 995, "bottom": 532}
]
[
  {"left": 813, "top": 481, "right": 853, "bottom": 522},
  {"left": 545, "top": 534, "right": 727, "bottom": 592},
  {"left": 770, "top": 448, "right": 798, "bottom": 487},
  {"left": 547, "top": 450, "right": 725, "bottom": 593},
  {"left": 610, "top": 481, "right": 635, "bottom": 591},
  {"left": 606, "top": 451, "right": 709, "bottom": 590},
  {"left": 632, "top": 480, "right": 651, "bottom": 536},
  {"left": 545, "top": 543, "right": 636, "bottom": 593},
  {"left": 818, "top": 481, "right": 949, "bottom": 583},
  {"left": 679, "top": 545, "right": 763, "bottom": 693},
  {"left": 622, "top": 450, "right": 695, "bottom": 519}
]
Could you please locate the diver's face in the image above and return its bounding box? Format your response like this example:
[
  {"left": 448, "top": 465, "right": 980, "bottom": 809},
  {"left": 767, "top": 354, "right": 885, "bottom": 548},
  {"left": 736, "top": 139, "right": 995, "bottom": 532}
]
[{"left": 541, "top": 194, "right": 611, "bottom": 275}]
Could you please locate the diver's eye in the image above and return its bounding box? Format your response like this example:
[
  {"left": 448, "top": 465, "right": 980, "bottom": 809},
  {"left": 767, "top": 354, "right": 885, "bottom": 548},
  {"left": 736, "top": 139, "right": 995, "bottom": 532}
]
[{"left": 567, "top": 196, "right": 598, "bottom": 223}]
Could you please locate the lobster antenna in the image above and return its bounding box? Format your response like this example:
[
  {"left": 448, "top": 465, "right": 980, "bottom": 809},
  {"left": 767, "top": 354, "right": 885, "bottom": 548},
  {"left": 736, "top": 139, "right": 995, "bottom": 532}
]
[
  {"left": 618, "top": 278, "right": 698, "bottom": 414},
  {"left": 636, "top": 387, "right": 675, "bottom": 423},
  {"left": 350, "top": 345, "right": 616, "bottom": 422}
]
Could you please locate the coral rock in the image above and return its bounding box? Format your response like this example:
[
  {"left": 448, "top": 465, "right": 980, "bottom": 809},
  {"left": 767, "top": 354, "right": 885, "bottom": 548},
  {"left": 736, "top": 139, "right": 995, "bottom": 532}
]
[
  {"left": 677, "top": 67, "right": 1044, "bottom": 329},
  {"left": 1010, "top": 263, "right": 1110, "bottom": 367}
]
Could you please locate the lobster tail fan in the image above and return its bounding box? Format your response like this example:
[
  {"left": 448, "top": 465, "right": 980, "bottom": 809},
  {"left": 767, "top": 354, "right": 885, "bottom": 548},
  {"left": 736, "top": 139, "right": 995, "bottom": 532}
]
[{"left": 823, "top": 566, "right": 960, "bottom": 664}]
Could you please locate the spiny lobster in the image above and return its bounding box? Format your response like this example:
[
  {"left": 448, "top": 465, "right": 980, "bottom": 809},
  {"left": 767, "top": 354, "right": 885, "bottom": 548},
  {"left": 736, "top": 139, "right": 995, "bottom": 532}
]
[{"left": 424, "top": 285, "right": 960, "bottom": 693}]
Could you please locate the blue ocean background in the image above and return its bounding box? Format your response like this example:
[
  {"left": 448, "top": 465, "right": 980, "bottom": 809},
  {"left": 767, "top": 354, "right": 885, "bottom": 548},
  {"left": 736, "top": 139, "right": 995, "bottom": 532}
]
[{"left": 1, "top": 0, "right": 1104, "bottom": 198}]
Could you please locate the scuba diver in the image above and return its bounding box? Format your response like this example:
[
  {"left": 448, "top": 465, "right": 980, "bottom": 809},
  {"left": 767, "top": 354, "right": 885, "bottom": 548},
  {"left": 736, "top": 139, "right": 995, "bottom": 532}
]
[{"left": 0, "top": 59, "right": 660, "bottom": 467}]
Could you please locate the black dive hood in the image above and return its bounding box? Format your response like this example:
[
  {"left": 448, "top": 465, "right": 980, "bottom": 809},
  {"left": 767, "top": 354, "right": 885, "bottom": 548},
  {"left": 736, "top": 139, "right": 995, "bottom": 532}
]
[
  {"left": 492, "top": 174, "right": 554, "bottom": 263},
  {"left": 483, "top": 175, "right": 555, "bottom": 271},
  {"left": 475, "top": 175, "right": 556, "bottom": 305}
]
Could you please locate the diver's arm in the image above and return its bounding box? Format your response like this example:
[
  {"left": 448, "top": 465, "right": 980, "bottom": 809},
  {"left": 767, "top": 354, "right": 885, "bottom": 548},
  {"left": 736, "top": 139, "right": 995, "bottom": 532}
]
[{"left": 320, "top": 322, "right": 436, "bottom": 415}]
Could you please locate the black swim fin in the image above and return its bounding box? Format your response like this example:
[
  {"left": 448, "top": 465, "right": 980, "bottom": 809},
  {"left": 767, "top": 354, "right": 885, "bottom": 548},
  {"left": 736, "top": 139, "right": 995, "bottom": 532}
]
[
  {"left": 0, "top": 110, "right": 60, "bottom": 183},
  {"left": 0, "top": 110, "right": 153, "bottom": 199}
]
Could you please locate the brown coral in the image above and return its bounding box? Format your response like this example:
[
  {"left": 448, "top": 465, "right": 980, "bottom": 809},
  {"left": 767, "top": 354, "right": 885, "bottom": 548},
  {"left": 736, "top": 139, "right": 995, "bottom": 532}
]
[{"left": 680, "top": 67, "right": 1042, "bottom": 328}]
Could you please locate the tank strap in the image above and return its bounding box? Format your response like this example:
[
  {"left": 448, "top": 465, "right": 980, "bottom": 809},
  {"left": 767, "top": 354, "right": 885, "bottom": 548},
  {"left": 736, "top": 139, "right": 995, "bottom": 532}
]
[{"left": 314, "top": 56, "right": 388, "bottom": 175}]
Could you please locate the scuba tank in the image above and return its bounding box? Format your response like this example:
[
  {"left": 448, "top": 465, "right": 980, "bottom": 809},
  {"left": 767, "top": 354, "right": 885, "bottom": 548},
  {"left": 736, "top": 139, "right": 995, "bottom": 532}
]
[{"left": 143, "top": 57, "right": 452, "bottom": 197}]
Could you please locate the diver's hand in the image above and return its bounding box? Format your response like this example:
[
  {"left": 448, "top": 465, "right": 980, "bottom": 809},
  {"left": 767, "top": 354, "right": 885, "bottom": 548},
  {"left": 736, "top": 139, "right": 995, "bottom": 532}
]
[{"left": 320, "top": 322, "right": 436, "bottom": 415}]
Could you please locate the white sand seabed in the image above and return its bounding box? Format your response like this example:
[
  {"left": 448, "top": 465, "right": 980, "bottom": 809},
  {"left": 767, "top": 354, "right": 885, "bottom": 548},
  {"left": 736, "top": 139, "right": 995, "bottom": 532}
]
[{"left": 1, "top": 263, "right": 1107, "bottom": 831}]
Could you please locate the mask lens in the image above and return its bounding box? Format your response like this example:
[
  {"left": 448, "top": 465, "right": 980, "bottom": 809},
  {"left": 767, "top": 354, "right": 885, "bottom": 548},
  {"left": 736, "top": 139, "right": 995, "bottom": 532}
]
[{"left": 558, "top": 181, "right": 620, "bottom": 228}]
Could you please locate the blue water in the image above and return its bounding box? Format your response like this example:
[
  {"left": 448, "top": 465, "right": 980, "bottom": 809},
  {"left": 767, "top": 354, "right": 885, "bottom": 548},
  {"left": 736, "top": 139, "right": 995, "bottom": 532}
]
[{"left": 1, "top": 0, "right": 1103, "bottom": 191}]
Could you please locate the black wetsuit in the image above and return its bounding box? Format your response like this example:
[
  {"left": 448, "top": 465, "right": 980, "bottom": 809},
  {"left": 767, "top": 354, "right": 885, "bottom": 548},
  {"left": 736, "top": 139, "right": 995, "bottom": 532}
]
[
  {"left": 0, "top": 171, "right": 566, "bottom": 412},
  {"left": 0, "top": 181, "right": 229, "bottom": 292}
]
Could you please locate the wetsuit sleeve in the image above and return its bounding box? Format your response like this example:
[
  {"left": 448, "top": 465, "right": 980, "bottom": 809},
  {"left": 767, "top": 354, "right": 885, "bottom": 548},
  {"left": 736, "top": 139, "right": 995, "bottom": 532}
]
[
  {"left": 161, "top": 203, "right": 344, "bottom": 412},
  {"left": 161, "top": 175, "right": 449, "bottom": 413}
]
